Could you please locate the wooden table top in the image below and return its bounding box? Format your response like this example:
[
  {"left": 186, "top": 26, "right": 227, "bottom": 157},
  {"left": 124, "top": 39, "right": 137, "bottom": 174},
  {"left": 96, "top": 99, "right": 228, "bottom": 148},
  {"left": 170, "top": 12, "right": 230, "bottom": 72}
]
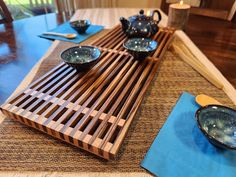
[
  {"left": 1, "top": 8, "right": 236, "bottom": 105},
  {"left": 0, "top": 8, "right": 166, "bottom": 105},
  {"left": 0, "top": 8, "right": 236, "bottom": 176},
  {"left": 185, "top": 14, "right": 236, "bottom": 87},
  {"left": 0, "top": 13, "right": 69, "bottom": 104}
]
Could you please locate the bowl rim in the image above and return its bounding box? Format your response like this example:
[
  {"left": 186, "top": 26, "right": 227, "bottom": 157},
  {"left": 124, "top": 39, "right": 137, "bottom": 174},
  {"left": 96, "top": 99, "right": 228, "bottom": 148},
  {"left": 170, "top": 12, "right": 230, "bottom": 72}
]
[
  {"left": 123, "top": 38, "right": 158, "bottom": 52},
  {"left": 195, "top": 104, "right": 236, "bottom": 150},
  {"left": 70, "top": 19, "right": 91, "bottom": 26},
  {"left": 60, "top": 45, "right": 101, "bottom": 64}
]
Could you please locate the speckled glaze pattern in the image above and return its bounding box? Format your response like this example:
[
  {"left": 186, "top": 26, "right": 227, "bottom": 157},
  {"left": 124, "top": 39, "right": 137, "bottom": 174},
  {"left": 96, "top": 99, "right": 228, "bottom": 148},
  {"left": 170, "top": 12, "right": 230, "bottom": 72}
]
[
  {"left": 60, "top": 46, "right": 101, "bottom": 71},
  {"left": 70, "top": 20, "right": 91, "bottom": 34},
  {"left": 196, "top": 105, "right": 236, "bottom": 150},
  {"left": 120, "top": 9, "right": 162, "bottom": 38},
  {"left": 123, "top": 38, "right": 158, "bottom": 59}
]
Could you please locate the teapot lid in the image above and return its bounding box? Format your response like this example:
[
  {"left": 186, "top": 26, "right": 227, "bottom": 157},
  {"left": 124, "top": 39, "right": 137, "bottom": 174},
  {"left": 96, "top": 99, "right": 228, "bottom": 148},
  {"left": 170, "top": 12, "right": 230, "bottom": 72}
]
[
  {"left": 139, "top": 9, "right": 145, "bottom": 15},
  {"left": 129, "top": 9, "right": 152, "bottom": 21}
]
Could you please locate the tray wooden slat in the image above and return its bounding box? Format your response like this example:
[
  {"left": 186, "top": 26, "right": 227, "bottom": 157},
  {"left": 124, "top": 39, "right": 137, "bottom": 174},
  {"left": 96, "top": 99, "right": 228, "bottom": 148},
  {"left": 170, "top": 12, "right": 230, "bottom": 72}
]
[{"left": 0, "top": 25, "right": 175, "bottom": 159}]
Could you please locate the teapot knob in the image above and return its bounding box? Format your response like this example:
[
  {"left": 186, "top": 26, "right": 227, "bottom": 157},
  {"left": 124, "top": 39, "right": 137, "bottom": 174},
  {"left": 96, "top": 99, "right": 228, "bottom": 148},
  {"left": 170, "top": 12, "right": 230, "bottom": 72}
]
[{"left": 139, "top": 9, "right": 144, "bottom": 15}]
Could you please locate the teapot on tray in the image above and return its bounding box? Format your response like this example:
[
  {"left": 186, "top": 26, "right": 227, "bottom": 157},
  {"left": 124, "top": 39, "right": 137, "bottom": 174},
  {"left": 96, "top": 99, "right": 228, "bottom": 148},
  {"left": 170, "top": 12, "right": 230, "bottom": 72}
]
[{"left": 120, "top": 9, "right": 162, "bottom": 38}]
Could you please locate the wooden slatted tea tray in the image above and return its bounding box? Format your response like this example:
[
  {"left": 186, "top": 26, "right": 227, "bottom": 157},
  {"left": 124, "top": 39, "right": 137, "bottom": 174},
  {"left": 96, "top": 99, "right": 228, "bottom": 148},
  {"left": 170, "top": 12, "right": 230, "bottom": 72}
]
[{"left": 0, "top": 25, "right": 174, "bottom": 159}]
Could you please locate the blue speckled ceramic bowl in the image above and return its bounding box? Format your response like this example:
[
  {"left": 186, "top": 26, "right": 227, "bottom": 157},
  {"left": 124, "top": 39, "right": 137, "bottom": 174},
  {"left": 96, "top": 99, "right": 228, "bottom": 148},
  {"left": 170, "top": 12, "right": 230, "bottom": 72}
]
[
  {"left": 61, "top": 46, "right": 101, "bottom": 71},
  {"left": 70, "top": 20, "right": 91, "bottom": 34},
  {"left": 123, "top": 38, "right": 158, "bottom": 59},
  {"left": 196, "top": 105, "right": 236, "bottom": 150}
]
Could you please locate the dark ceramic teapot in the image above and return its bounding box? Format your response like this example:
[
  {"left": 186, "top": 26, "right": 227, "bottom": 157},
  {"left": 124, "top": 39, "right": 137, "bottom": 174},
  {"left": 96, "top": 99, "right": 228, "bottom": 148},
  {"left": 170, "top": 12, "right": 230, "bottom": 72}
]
[{"left": 120, "top": 9, "right": 162, "bottom": 38}]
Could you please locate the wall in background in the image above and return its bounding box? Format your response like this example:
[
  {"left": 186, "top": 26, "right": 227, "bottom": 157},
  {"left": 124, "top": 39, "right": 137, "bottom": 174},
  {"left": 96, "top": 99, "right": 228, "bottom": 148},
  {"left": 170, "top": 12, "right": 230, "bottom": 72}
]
[
  {"left": 114, "top": 0, "right": 161, "bottom": 8},
  {"left": 70, "top": 0, "right": 162, "bottom": 8}
]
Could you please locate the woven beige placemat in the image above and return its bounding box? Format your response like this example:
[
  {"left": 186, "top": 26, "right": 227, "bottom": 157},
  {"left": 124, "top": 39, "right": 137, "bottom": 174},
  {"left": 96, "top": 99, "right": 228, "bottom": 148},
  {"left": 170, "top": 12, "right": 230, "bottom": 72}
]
[{"left": 0, "top": 36, "right": 234, "bottom": 172}]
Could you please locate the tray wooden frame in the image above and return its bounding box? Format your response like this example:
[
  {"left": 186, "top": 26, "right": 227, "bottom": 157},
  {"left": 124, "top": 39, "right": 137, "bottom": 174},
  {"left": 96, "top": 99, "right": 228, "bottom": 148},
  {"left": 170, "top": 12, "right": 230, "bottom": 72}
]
[{"left": 0, "top": 25, "right": 174, "bottom": 159}]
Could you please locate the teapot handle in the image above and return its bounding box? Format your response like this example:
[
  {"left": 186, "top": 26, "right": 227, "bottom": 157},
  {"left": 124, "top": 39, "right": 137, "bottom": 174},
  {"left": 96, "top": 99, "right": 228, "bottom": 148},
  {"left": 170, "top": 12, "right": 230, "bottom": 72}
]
[{"left": 151, "top": 10, "right": 162, "bottom": 22}]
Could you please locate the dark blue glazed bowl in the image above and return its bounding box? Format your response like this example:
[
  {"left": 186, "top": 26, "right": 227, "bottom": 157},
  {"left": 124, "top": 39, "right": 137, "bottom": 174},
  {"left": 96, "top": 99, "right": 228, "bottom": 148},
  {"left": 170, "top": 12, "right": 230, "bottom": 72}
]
[
  {"left": 61, "top": 46, "right": 101, "bottom": 71},
  {"left": 123, "top": 38, "right": 158, "bottom": 59},
  {"left": 196, "top": 105, "right": 236, "bottom": 150},
  {"left": 70, "top": 20, "right": 91, "bottom": 34}
]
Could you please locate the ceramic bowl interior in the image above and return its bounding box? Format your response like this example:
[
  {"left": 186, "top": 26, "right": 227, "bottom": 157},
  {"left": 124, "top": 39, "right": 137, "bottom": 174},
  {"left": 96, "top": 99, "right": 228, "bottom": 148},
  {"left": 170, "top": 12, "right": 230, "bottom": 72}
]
[
  {"left": 70, "top": 20, "right": 91, "bottom": 34},
  {"left": 123, "top": 38, "right": 158, "bottom": 59},
  {"left": 61, "top": 46, "right": 101, "bottom": 71},
  {"left": 196, "top": 105, "right": 236, "bottom": 150}
]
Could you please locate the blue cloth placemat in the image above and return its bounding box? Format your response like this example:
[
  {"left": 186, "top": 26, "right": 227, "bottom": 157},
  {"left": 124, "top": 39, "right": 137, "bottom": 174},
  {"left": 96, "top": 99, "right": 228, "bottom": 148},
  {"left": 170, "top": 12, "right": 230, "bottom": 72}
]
[
  {"left": 141, "top": 92, "right": 236, "bottom": 177},
  {"left": 39, "top": 22, "right": 104, "bottom": 43}
]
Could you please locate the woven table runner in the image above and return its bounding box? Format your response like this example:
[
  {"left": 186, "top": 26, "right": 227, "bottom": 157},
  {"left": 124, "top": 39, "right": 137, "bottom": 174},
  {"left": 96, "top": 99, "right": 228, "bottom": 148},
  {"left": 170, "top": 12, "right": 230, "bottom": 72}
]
[{"left": 0, "top": 31, "right": 234, "bottom": 172}]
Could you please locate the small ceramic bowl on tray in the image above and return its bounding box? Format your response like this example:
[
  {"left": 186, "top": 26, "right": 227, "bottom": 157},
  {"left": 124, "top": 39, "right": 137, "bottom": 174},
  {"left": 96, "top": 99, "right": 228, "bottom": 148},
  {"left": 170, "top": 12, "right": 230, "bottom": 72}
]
[
  {"left": 70, "top": 20, "right": 91, "bottom": 34},
  {"left": 123, "top": 38, "right": 158, "bottom": 59},
  {"left": 61, "top": 46, "right": 101, "bottom": 71},
  {"left": 196, "top": 104, "right": 236, "bottom": 150}
]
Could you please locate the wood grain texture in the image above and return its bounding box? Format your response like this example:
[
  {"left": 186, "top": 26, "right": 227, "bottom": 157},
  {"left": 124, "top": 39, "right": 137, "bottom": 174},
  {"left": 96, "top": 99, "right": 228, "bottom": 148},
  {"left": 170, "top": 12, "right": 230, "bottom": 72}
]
[
  {"left": 184, "top": 14, "right": 236, "bottom": 87},
  {"left": 0, "top": 8, "right": 236, "bottom": 176},
  {"left": 0, "top": 13, "right": 71, "bottom": 105},
  {"left": 190, "top": 7, "right": 229, "bottom": 20},
  {"left": 0, "top": 40, "right": 61, "bottom": 124},
  {"left": 1, "top": 35, "right": 234, "bottom": 176},
  {"left": 167, "top": 4, "right": 190, "bottom": 29},
  {"left": 174, "top": 30, "right": 236, "bottom": 104},
  {"left": 228, "top": 0, "right": 236, "bottom": 20},
  {"left": 0, "top": 25, "right": 175, "bottom": 159}
]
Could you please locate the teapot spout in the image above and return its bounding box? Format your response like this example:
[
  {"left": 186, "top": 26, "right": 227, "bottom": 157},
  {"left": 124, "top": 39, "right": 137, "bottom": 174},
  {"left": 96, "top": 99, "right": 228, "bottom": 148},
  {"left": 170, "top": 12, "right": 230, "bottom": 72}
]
[{"left": 120, "top": 17, "right": 130, "bottom": 31}]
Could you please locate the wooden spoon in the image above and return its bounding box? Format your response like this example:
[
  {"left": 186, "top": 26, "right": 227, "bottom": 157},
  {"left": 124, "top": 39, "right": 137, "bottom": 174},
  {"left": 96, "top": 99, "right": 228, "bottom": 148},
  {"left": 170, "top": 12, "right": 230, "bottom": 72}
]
[
  {"left": 196, "top": 94, "right": 222, "bottom": 107},
  {"left": 43, "top": 32, "right": 77, "bottom": 39}
]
